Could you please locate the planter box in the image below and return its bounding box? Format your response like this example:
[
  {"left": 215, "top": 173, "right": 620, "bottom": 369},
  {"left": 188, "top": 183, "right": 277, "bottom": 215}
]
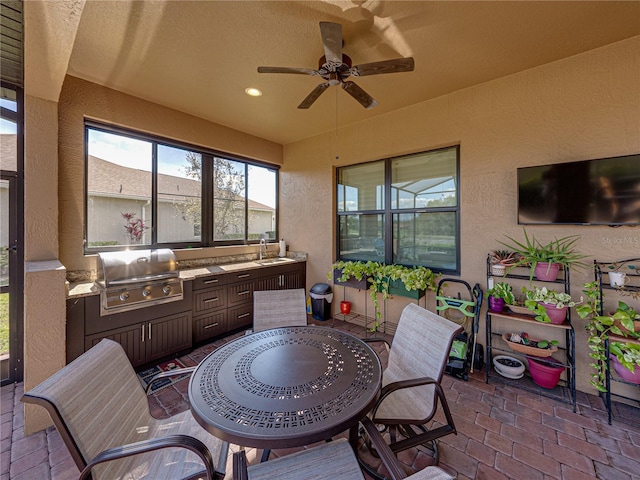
[
  {"left": 386, "top": 278, "right": 426, "bottom": 300},
  {"left": 333, "top": 269, "right": 370, "bottom": 290}
]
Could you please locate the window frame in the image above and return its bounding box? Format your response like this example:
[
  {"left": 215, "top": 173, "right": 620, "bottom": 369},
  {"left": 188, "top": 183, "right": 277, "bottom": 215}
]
[
  {"left": 84, "top": 121, "right": 279, "bottom": 253},
  {"left": 335, "top": 145, "right": 460, "bottom": 275}
]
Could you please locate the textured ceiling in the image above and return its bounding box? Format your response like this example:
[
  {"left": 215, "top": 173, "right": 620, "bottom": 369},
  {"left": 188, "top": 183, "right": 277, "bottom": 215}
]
[{"left": 67, "top": 1, "right": 640, "bottom": 145}]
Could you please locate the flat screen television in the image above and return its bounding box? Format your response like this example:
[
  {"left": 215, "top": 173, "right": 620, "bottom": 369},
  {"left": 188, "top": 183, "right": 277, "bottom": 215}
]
[{"left": 517, "top": 154, "right": 640, "bottom": 225}]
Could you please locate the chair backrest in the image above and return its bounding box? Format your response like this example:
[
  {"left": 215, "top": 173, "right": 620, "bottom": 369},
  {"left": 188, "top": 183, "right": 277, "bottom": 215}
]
[
  {"left": 387, "top": 303, "right": 463, "bottom": 387},
  {"left": 22, "top": 339, "right": 152, "bottom": 472},
  {"left": 253, "top": 288, "right": 308, "bottom": 332}
]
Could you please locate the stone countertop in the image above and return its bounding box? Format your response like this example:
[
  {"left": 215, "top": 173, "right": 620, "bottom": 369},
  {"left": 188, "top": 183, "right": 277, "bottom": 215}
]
[{"left": 67, "top": 253, "right": 307, "bottom": 299}]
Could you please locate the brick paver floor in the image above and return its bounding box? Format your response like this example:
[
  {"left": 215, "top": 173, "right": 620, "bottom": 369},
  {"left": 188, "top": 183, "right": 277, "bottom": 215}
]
[{"left": 2, "top": 319, "right": 640, "bottom": 479}]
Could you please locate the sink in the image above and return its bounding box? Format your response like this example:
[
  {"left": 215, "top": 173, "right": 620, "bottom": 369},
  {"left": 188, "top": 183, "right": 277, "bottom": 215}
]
[{"left": 256, "top": 258, "right": 292, "bottom": 265}]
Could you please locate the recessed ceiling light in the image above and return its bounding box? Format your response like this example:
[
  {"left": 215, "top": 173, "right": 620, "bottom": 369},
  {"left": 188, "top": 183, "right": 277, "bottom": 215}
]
[{"left": 245, "top": 87, "right": 262, "bottom": 97}]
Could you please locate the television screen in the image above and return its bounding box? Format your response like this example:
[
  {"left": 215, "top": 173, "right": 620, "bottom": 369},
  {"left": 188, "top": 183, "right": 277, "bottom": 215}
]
[{"left": 517, "top": 154, "right": 640, "bottom": 225}]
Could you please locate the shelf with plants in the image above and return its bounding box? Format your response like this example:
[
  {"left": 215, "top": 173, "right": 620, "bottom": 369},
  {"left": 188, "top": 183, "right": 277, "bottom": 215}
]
[
  {"left": 329, "top": 260, "right": 438, "bottom": 336},
  {"left": 484, "top": 230, "right": 585, "bottom": 411},
  {"left": 583, "top": 260, "right": 640, "bottom": 426}
]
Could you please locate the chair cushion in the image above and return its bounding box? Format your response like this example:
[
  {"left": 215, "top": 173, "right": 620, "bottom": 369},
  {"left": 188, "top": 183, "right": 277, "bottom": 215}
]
[
  {"left": 246, "top": 438, "right": 364, "bottom": 480},
  {"left": 375, "top": 304, "right": 461, "bottom": 422},
  {"left": 253, "top": 288, "right": 307, "bottom": 332},
  {"left": 406, "top": 466, "right": 455, "bottom": 480}
]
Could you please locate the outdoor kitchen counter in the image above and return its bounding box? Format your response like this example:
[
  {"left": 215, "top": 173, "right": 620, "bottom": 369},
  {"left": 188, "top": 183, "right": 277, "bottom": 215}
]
[{"left": 66, "top": 253, "right": 307, "bottom": 299}]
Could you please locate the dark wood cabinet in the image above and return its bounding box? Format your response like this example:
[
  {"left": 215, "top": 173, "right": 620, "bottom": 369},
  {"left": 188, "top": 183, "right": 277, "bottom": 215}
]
[
  {"left": 84, "top": 311, "right": 191, "bottom": 367},
  {"left": 67, "top": 261, "right": 307, "bottom": 364}
]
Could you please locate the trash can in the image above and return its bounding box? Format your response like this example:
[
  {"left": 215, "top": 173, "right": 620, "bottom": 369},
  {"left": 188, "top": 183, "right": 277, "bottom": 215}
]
[{"left": 309, "top": 283, "right": 333, "bottom": 321}]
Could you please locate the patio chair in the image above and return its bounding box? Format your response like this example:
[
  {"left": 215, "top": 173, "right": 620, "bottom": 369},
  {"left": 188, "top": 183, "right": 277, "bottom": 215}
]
[
  {"left": 21, "top": 338, "right": 228, "bottom": 480},
  {"left": 362, "top": 303, "right": 463, "bottom": 466},
  {"left": 252, "top": 288, "right": 307, "bottom": 332},
  {"left": 233, "top": 424, "right": 455, "bottom": 480}
]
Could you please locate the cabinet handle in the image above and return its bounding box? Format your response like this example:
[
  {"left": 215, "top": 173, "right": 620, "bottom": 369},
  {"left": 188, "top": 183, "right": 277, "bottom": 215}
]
[
  {"left": 204, "top": 323, "right": 219, "bottom": 329},
  {"left": 204, "top": 297, "right": 219, "bottom": 303},
  {"left": 238, "top": 290, "right": 250, "bottom": 296},
  {"left": 237, "top": 273, "right": 250, "bottom": 279},
  {"left": 237, "top": 313, "right": 250, "bottom": 319},
  {"left": 141, "top": 324, "right": 145, "bottom": 342},
  {"left": 148, "top": 323, "right": 152, "bottom": 340},
  {"left": 204, "top": 279, "right": 219, "bottom": 284}
]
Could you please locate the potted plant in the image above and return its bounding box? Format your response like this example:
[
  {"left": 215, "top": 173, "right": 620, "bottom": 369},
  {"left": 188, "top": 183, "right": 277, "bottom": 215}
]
[
  {"left": 526, "top": 356, "right": 565, "bottom": 389},
  {"left": 576, "top": 281, "right": 640, "bottom": 391},
  {"left": 329, "top": 260, "right": 439, "bottom": 331},
  {"left": 523, "top": 286, "right": 581, "bottom": 324},
  {"left": 486, "top": 282, "right": 515, "bottom": 312},
  {"left": 490, "top": 250, "right": 519, "bottom": 276},
  {"left": 498, "top": 228, "right": 587, "bottom": 282}
]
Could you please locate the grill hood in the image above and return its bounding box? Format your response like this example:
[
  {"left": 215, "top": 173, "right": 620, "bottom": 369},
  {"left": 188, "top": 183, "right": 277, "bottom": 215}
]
[{"left": 96, "top": 248, "right": 179, "bottom": 288}]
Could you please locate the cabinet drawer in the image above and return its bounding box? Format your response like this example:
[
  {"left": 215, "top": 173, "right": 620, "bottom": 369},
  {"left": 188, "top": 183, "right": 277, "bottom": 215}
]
[
  {"left": 193, "top": 273, "right": 228, "bottom": 291},
  {"left": 193, "top": 311, "right": 227, "bottom": 343},
  {"left": 228, "top": 304, "right": 253, "bottom": 330},
  {"left": 228, "top": 281, "right": 255, "bottom": 306},
  {"left": 228, "top": 269, "right": 260, "bottom": 283},
  {"left": 193, "top": 287, "right": 227, "bottom": 314}
]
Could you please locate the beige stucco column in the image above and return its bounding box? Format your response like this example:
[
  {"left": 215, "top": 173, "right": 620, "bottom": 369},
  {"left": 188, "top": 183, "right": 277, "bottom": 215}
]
[{"left": 22, "top": 0, "right": 85, "bottom": 435}]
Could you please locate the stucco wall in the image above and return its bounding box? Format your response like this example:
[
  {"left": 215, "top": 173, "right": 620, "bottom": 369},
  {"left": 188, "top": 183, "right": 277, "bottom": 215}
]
[
  {"left": 58, "top": 75, "right": 283, "bottom": 274},
  {"left": 282, "top": 36, "right": 640, "bottom": 393}
]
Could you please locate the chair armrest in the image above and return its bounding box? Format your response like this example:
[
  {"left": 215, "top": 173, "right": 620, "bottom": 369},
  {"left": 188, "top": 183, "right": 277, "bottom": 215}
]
[
  {"left": 145, "top": 366, "right": 196, "bottom": 394},
  {"left": 360, "top": 417, "right": 407, "bottom": 480},
  {"left": 373, "top": 376, "right": 455, "bottom": 429},
  {"left": 78, "top": 434, "right": 216, "bottom": 480},
  {"left": 233, "top": 450, "right": 250, "bottom": 480}
]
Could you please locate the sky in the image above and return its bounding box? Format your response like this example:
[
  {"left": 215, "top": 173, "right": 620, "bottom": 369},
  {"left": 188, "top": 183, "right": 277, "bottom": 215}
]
[{"left": 88, "top": 129, "right": 276, "bottom": 208}]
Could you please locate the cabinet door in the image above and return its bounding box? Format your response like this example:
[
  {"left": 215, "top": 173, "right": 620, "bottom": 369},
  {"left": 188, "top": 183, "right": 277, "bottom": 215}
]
[
  {"left": 282, "top": 266, "right": 305, "bottom": 289},
  {"left": 228, "top": 303, "right": 253, "bottom": 330},
  {"left": 228, "top": 281, "right": 255, "bottom": 306},
  {"left": 85, "top": 323, "right": 146, "bottom": 367},
  {"left": 146, "top": 312, "right": 193, "bottom": 364},
  {"left": 256, "top": 273, "right": 281, "bottom": 291},
  {"left": 193, "top": 287, "right": 226, "bottom": 315},
  {"left": 193, "top": 311, "right": 227, "bottom": 343}
]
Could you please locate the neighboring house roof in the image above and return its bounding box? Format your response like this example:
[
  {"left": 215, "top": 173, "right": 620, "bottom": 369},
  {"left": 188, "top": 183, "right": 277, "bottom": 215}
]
[{"left": 88, "top": 155, "right": 273, "bottom": 211}]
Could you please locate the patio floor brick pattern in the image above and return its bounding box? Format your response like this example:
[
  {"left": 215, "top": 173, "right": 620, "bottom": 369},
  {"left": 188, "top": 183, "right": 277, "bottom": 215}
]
[{"left": 2, "top": 318, "right": 640, "bottom": 479}]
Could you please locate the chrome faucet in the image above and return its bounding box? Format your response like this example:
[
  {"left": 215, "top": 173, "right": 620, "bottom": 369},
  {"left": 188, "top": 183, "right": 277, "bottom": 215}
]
[{"left": 259, "top": 239, "right": 267, "bottom": 260}]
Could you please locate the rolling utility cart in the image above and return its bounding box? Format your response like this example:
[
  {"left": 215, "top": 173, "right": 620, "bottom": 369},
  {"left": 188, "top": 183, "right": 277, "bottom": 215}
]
[{"left": 435, "top": 278, "right": 484, "bottom": 380}]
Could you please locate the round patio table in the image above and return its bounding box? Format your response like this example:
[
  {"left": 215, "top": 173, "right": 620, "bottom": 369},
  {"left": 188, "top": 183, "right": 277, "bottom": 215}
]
[{"left": 189, "top": 325, "right": 382, "bottom": 449}]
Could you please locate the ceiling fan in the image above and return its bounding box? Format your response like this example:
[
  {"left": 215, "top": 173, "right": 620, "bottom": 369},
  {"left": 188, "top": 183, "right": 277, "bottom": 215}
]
[{"left": 257, "top": 21, "right": 414, "bottom": 110}]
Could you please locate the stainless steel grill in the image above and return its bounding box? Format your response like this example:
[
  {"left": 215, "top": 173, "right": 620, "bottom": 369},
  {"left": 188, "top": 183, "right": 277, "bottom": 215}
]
[{"left": 96, "top": 249, "right": 183, "bottom": 315}]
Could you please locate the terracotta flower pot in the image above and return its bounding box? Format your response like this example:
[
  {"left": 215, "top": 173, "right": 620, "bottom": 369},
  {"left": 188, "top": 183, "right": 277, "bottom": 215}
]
[
  {"left": 538, "top": 302, "right": 567, "bottom": 324},
  {"left": 340, "top": 301, "right": 351, "bottom": 315},
  {"left": 527, "top": 356, "right": 564, "bottom": 389},
  {"left": 534, "top": 262, "right": 560, "bottom": 282}
]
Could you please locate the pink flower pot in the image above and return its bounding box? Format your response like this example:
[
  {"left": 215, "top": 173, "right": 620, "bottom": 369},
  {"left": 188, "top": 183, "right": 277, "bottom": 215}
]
[
  {"left": 538, "top": 303, "right": 567, "bottom": 324},
  {"left": 488, "top": 296, "right": 505, "bottom": 313},
  {"left": 610, "top": 355, "right": 640, "bottom": 384},
  {"left": 534, "top": 262, "right": 560, "bottom": 282},
  {"left": 527, "top": 356, "right": 564, "bottom": 389}
]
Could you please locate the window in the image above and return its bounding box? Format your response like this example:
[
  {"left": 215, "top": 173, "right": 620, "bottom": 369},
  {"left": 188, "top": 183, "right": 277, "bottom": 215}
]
[
  {"left": 337, "top": 146, "right": 459, "bottom": 274},
  {"left": 85, "top": 122, "right": 278, "bottom": 251}
]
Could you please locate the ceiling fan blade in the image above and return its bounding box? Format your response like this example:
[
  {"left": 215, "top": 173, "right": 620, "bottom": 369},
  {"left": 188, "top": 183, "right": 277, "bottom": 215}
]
[
  {"left": 258, "top": 66, "right": 317, "bottom": 76},
  {"left": 298, "top": 83, "right": 331, "bottom": 109},
  {"left": 342, "top": 81, "right": 378, "bottom": 109},
  {"left": 351, "top": 57, "right": 415, "bottom": 77},
  {"left": 319, "top": 22, "right": 342, "bottom": 65}
]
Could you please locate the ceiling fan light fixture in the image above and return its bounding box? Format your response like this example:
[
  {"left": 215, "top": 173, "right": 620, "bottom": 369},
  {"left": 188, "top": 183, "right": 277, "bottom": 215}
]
[{"left": 245, "top": 87, "right": 263, "bottom": 97}]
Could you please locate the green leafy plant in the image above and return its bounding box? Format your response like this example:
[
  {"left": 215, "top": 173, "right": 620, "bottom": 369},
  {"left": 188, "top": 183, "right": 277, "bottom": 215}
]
[
  {"left": 498, "top": 228, "right": 587, "bottom": 282},
  {"left": 486, "top": 282, "right": 515, "bottom": 304},
  {"left": 523, "top": 286, "right": 582, "bottom": 323},
  {"left": 329, "top": 260, "right": 439, "bottom": 331},
  {"left": 576, "top": 281, "right": 640, "bottom": 391}
]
